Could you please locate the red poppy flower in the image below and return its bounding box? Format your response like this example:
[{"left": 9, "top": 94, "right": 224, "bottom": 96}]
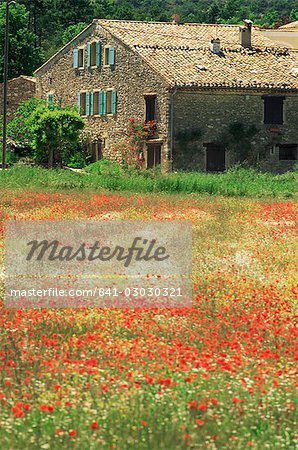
[
  {"left": 188, "top": 400, "right": 197, "bottom": 409},
  {"left": 11, "top": 406, "right": 25, "bottom": 418},
  {"left": 196, "top": 419, "right": 205, "bottom": 426},
  {"left": 198, "top": 403, "right": 207, "bottom": 411}
]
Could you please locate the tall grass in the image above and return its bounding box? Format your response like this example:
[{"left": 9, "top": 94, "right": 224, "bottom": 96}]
[{"left": 0, "top": 165, "right": 297, "bottom": 198}]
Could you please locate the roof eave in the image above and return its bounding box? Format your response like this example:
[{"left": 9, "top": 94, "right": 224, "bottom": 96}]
[
  {"left": 34, "top": 21, "right": 96, "bottom": 76},
  {"left": 172, "top": 84, "right": 298, "bottom": 92}
]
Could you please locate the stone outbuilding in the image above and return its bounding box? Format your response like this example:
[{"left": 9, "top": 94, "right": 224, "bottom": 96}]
[
  {"left": 34, "top": 19, "right": 298, "bottom": 172},
  {"left": 0, "top": 75, "right": 36, "bottom": 122}
]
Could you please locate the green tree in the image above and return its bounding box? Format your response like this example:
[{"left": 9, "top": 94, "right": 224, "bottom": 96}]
[
  {"left": 62, "top": 22, "right": 88, "bottom": 45},
  {"left": 0, "top": 3, "right": 43, "bottom": 82},
  {"left": 8, "top": 99, "right": 85, "bottom": 167},
  {"left": 8, "top": 97, "right": 46, "bottom": 145},
  {"left": 206, "top": 2, "right": 221, "bottom": 23},
  {"left": 289, "top": 9, "right": 298, "bottom": 22},
  {"left": 10, "top": 0, "right": 298, "bottom": 58}
]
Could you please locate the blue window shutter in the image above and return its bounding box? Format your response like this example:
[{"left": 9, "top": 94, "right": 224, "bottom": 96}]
[
  {"left": 108, "top": 47, "right": 116, "bottom": 65},
  {"left": 77, "top": 92, "right": 81, "bottom": 113},
  {"left": 98, "top": 91, "right": 101, "bottom": 114},
  {"left": 102, "top": 91, "right": 107, "bottom": 114},
  {"left": 73, "top": 49, "right": 79, "bottom": 69},
  {"left": 86, "top": 92, "right": 91, "bottom": 116},
  {"left": 111, "top": 90, "right": 117, "bottom": 115},
  {"left": 98, "top": 91, "right": 102, "bottom": 116},
  {"left": 47, "top": 93, "right": 53, "bottom": 105},
  {"left": 87, "top": 43, "right": 91, "bottom": 67},
  {"left": 96, "top": 42, "right": 101, "bottom": 67},
  {"left": 90, "top": 92, "right": 94, "bottom": 115},
  {"left": 99, "top": 91, "right": 104, "bottom": 115}
]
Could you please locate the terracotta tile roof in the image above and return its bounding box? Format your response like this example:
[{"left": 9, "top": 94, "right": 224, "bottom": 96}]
[
  {"left": 0, "top": 75, "right": 36, "bottom": 86},
  {"left": 98, "top": 20, "right": 298, "bottom": 90},
  {"left": 279, "top": 21, "right": 298, "bottom": 30}
]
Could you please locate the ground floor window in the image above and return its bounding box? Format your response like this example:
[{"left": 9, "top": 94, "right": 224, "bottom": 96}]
[
  {"left": 205, "top": 143, "right": 226, "bottom": 172},
  {"left": 278, "top": 144, "right": 297, "bottom": 161},
  {"left": 147, "top": 144, "right": 161, "bottom": 168}
]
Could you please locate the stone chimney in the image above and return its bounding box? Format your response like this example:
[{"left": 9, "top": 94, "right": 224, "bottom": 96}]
[
  {"left": 239, "top": 20, "right": 253, "bottom": 48},
  {"left": 210, "top": 38, "right": 221, "bottom": 54}
]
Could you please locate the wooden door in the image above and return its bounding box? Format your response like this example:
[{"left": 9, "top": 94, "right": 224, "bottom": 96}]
[
  {"left": 147, "top": 144, "right": 161, "bottom": 168},
  {"left": 206, "top": 143, "right": 225, "bottom": 172}
]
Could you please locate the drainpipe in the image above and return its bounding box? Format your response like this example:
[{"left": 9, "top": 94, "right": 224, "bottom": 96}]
[{"left": 169, "top": 86, "right": 178, "bottom": 172}]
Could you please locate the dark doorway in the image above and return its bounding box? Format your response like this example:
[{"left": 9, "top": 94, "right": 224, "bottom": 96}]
[
  {"left": 205, "top": 143, "right": 225, "bottom": 172},
  {"left": 90, "top": 141, "right": 102, "bottom": 162},
  {"left": 147, "top": 144, "right": 161, "bottom": 168}
]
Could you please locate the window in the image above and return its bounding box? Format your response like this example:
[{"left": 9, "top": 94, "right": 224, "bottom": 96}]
[
  {"left": 78, "top": 90, "right": 117, "bottom": 116},
  {"left": 87, "top": 42, "right": 101, "bottom": 67},
  {"left": 145, "top": 95, "right": 156, "bottom": 122},
  {"left": 73, "top": 48, "right": 84, "bottom": 69},
  {"left": 147, "top": 144, "right": 161, "bottom": 168},
  {"left": 99, "top": 90, "right": 117, "bottom": 115},
  {"left": 93, "top": 91, "right": 99, "bottom": 115},
  {"left": 78, "top": 92, "right": 87, "bottom": 115},
  {"left": 278, "top": 144, "right": 297, "bottom": 161},
  {"left": 104, "top": 47, "right": 116, "bottom": 66},
  {"left": 263, "top": 96, "right": 284, "bottom": 125},
  {"left": 47, "top": 93, "right": 53, "bottom": 106},
  {"left": 90, "top": 42, "right": 96, "bottom": 67},
  {"left": 107, "top": 90, "right": 112, "bottom": 114}
]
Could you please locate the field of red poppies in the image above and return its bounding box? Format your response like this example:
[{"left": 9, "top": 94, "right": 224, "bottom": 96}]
[{"left": 0, "top": 190, "right": 297, "bottom": 449}]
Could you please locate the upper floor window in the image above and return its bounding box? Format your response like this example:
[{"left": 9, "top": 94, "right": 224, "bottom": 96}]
[
  {"left": 73, "top": 48, "right": 84, "bottom": 69},
  {"left": 145, "top": 95, "right": 156, "bottom": 122},
  {"left": 263, "top": 96, "right": 285, "bottom": 125},
  {"left": 104, "top": 47, "right": 116, "bottom": 66},
  {"left": 87, "top": 41, "right": 101, "bottom": 68}
]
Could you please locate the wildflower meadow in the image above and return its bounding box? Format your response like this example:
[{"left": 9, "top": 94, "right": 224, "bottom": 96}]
[{"left": 0, "top": 189, "right": 297, "bottom": 449}]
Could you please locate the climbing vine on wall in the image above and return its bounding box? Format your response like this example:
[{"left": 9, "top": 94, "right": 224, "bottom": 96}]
[
  {"left": 112, "top": 118, "right": 158, "bottom": 168},
  {"left": 222, "top": 122, "right": 260, "bottom": 165}
]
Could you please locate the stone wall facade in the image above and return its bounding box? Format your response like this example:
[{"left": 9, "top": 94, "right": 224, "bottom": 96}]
[
  {"left": 172, "top": 89, "right": 298, "bottom": 172},
  {"left": 0, "top": 76, "right": 36, "bottom": 122},
  {"left": 35, "top": 23, "right": 171, "bottom": 169}
]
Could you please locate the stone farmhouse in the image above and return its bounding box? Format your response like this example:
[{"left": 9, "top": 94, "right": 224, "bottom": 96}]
[{"left": 34, "top": 19, "right": 298, "bottom": 172}]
